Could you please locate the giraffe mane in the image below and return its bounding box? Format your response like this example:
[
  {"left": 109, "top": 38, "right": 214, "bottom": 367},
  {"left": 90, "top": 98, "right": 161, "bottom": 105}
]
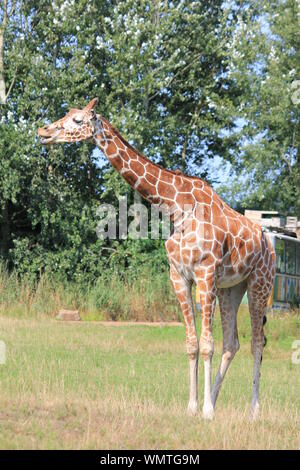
[{"left": 100, "top": 115, "right": 204, "bottom": 182}]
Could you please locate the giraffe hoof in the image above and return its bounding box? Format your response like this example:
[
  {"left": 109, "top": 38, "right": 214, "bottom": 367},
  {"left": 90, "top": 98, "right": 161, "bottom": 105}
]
[
  {"left": 187, "top": 401, "right": 198, "bottom": 416},
  {"left": 202, "top": 405, "right": 214, "bottom": 420}
]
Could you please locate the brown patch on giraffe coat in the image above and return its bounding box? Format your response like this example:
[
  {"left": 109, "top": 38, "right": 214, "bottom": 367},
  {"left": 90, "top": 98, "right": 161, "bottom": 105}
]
[
  {"left": 120, "top": 150, "right": 129, "bottom": 162},
  {"left": 147, "top": 164, "right": 160, "bottom": 178},
  {"left": 191, "top": 248, "right": 201, "bottom": 263},
  {"left": 204, "top": 204, "right": 212, "bottom": 221},
  {"left": 144, "top": 173, "right": 157, "bottom": 186},
  {"left": 193, "top": 189, "right": 212, "bottom": 205},
  {"left": 201, "top": 241, "right": 215, "bottom": 255},
  {"left": 176, "top": 177, "right": 193, "bottom": 193},
  {"left": 114, "top": 137, "right": 126, "bottom": 150},
  {"left": 236, "top": 239, "right": 245, "bottom": 257},
  {"left": 177, "top": 292, "right": 186, "bottom": 303},
  {"left": 127, "top": 148, "right": 138, "bottom": 160},
  {"left": 189, "top": 219, "right": 197, "bottom": 232},
  {"left": 203, "top": 223, "right": 213, "bottom": 240},
  {"left": 165, "top": 238, "right": 176, "bottom": 254},
  {"left": 214, "top": 227, "right": 226, "bottom": 244},
  {"left": 107, "top": 141, "right": 118, "bottom": 155},
  {"left": 111, "top": 157, "right": 123, "bottom": 172},
  {"left": 166, "top": 236, "right": 182, "bottom": 261},
  {"left": 196, "top": 279, "right": 207, "bottom": 293},
  {"left": 148, "top": 195, "right": 161, "bottom": 205},
  {"left": 238, "top": 243, "right": 246, "bottom": 259},
  {"left": 212, "top": 240, "right": 222, "bottom": 256},
  {"left": 181, "top": 249, "right": 192, "bottom": 265},
  {"left": 234, "top": 236, "right": 241, "bottom": 247},
  {"left": 122, "top": 170, "right": 138, "bottom": 187},
  {"left": 246, "top": 239, "right": 254, "bottom": 253},
  {"left": 202, "top": 184, "right": 214, "bottom": 198},
  {"left": 212, "top": 202, "right": 226, "bottom": 227},
  {"left": 158, "top": 181, "right": 176, "bottom": 199},
  {"left": 215, "top": 216, "right": 228, "bottom": 233},
  {"left": 176, "top": 193, "right": 194, "bottom": 207},
  {"left": 193, "top": 179, "right": 204, "bottom": 190},
  {"left": 138, "top": 178, "right": 157, "bottom": 196},
  {"left": 160, "top": 172, "right": 174, "bottom": 184},
  {"left": 261, "top": 265, "right": 267, "bottom": 274},
  {"left": 184, "top": 232, "right": 197, "bottom": 246},
  {"left": 253, "top": 234, "right": 261, "bottom": 250},
  {"left": 130, "top": 160, "right": 145, "bottom": 176}
]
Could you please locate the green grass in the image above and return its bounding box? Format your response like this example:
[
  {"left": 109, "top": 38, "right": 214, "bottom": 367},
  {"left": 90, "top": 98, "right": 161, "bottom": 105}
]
[{"left": 0, "top": 307, "right": 299, "bottom": 449}]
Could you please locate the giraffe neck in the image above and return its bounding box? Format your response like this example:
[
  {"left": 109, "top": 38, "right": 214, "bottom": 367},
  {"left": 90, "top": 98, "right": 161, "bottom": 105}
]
[{"left": 93, "top": 115, "right": 177, "bottom": 209}]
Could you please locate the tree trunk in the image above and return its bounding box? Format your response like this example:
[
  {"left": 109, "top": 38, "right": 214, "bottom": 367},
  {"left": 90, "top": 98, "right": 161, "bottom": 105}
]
[
  {"left": 0, "top": 29, "right": 6, "bottom": 104},
  {"left": 0, "top": 202, "right": 10, "bottom": 258}
]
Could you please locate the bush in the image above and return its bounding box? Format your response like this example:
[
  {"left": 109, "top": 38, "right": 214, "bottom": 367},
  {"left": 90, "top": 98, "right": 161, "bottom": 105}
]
[{"left": 0, "top": 262, "right": 181, "bottom": 322}]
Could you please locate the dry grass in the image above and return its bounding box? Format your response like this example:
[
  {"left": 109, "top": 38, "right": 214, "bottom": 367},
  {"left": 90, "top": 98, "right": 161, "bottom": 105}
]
[
  {"left": 0, "top": 266, "right": 181, "bottom": 321},
  {"left": 0, "top": 395, "right": 298, "bottom": 450},
  {"left": 0, "top": 310, "right": 299, "bottom": 449}
]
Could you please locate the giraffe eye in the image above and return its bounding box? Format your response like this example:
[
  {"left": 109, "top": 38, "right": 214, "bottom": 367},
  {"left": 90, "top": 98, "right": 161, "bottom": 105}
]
[{"left": 73, "top": 117, "right": 83, "bottom": 124}]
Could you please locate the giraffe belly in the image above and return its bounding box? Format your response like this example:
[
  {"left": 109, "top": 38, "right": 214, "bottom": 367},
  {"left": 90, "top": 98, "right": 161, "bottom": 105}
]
[{"left": 216, "top": 272, "right": 249, "bottom": 289}]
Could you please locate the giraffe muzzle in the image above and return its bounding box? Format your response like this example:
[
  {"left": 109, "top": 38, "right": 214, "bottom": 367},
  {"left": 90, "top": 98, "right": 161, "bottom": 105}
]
[{"left": 37, "top": 126, "right": 60, "bottom": 145}]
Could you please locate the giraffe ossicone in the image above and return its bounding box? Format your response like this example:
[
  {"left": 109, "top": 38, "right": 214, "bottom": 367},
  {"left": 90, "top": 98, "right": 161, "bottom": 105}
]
[{"left": 38, "top": 98, "right": 276, "bottom": 420}]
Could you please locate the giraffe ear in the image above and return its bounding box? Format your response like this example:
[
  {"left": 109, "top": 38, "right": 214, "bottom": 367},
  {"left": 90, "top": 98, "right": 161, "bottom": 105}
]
[{"left": 84, "top": 98, "right": 98, "bottom": 111}]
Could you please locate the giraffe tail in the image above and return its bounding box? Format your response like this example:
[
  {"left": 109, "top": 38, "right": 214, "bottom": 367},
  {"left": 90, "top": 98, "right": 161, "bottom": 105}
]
[
  {"left": 260, "top": 315, "right": 268, "bottom": 364},
  {"left": 263, "top": 314, "right": 267, "bottom": 348}
]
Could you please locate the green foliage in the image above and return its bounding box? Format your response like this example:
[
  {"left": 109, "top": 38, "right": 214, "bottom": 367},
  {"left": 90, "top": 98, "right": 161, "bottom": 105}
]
[
  {"left": 222, "top": 0, "right": 300, "bottom": 215},
  {"left": 0, "top": 1, "right": 299, "bottom": 283},
  {"left": 0, "top": 1, "right": 244, "bottom": 280}
]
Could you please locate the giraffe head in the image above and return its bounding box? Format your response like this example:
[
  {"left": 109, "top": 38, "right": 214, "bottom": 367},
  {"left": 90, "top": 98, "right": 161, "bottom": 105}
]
[{"left": 38, "top": 98, "right": 99, "bottom": 145}]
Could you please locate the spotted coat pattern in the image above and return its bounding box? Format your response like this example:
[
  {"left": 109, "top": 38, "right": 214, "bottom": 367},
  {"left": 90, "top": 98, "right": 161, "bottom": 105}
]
[{"left": 38, "top": 98, "right": 276, "bottom": 419}]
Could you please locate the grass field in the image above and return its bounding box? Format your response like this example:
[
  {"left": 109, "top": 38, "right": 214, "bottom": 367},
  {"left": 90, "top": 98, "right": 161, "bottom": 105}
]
[{"left": 0, "top": 307, "right": 299, "bottom": 449}]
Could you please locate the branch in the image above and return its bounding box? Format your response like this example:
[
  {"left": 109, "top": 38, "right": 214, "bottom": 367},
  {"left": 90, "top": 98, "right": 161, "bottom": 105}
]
[
  {"left": 100, "top": 247, "right": 117, "bottom": 253},
  {"left": 281, "top": 152, "right": 293, "bottom": 175},
  {"left": 149, "top": 52, "right": 203, "bottom": 102},
  {"left": 5, "top": 66, "right": 17, "bottom": 100},
  {"left": 8, "top": 0, "right": 17, "bottom": 18},
  {"left": 2, "top": 0, "right": 8, "bottom": 28}
]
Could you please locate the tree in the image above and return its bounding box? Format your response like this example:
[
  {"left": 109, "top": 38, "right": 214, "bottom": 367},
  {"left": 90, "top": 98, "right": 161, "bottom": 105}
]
[
  {"left": 222, "top": 0, "right": 300, "bottom": 216},
  {"left": 0, "top": 0, "right": 17, "bottom": 257},
  {"left": 0, "top": 1, "right": 253, "bottom": 280},
  {"left": 0, "top": 0, "right": 108, "bottom": 278}
]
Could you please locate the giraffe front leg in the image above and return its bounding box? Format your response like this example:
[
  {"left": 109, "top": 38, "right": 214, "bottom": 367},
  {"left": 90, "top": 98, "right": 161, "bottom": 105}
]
[
  {"left": 196, "top": 274, "right": 216, "bottom": 420},
  {"left": 170, "top": 265, "right": 199, "bottom": 416}
]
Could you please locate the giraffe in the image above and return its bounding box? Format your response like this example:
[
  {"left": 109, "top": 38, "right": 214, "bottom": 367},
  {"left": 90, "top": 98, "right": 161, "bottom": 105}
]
[{"left": 38, "top": 98, "right": 276, "bottom": 419}]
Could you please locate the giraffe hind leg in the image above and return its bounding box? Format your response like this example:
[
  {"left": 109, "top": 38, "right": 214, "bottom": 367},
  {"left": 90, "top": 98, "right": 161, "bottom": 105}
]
[
  {"left": 212, "top": 280, "right": 247, "bottom": 409},
  {"left": 247, "top": 272, "right": 274, "bottom": 419}
]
